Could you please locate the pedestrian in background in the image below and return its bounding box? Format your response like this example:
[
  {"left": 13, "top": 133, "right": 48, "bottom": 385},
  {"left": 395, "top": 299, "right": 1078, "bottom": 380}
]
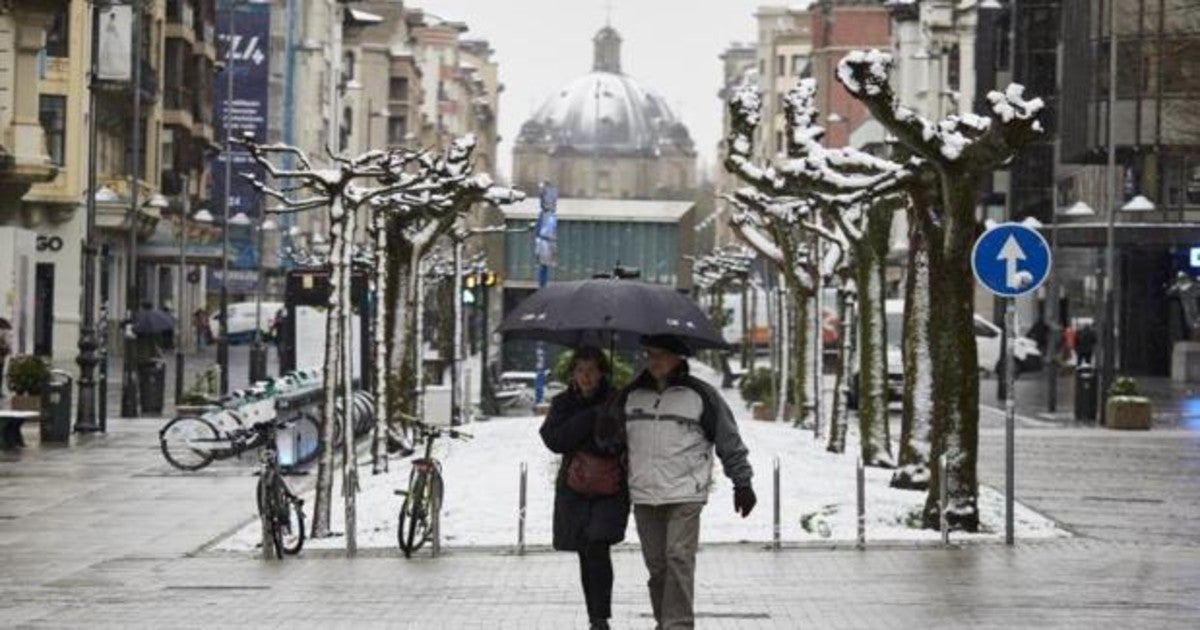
[
  {"left": 193, "top": 308, "right": 209, "bottom": 350},
  {"left": 1076, "top": 322, "right": 1098, "bottom": 366},
  {"left": 0, "top": 318, "right": 11, "bottom": 397},
  {"left": 618, "top": 334, "right": 756, "bottom": 630},
  {"left": 539, "top": 346, "right": 628, "bottom": 630}
]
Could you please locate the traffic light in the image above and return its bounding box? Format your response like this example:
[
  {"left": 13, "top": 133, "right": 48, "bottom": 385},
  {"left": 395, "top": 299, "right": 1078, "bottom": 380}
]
[
  {"left": 482, "top": 271, "right": 497, "bottom": 287},
  {"left": 464, "top": 273, "right": 477, "bottom": 289}
]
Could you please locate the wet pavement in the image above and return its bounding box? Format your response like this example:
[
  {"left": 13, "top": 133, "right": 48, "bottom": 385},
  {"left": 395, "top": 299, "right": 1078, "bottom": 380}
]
[{"left": 0, "top": 359, "right": 1197, "bottom": 627}]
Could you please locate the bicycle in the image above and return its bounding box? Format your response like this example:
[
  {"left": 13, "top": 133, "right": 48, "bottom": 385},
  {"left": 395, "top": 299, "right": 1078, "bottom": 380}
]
[
  {"left": 252, "top": 419, "right": 306, "bottom": 559},
  {"left": 159, "top": 382, "right": 328, "bottom": 471},
  {"left": 395, "top": 415, "right": 472, "bottom": 558}
]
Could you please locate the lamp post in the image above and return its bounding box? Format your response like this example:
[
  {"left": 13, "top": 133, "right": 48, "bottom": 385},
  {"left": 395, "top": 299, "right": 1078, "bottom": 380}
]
[
  {"left": 250, "top": 213, "right": 278, "bottom": 383},
  {"left": 1099, "top": 0, "right": 1118, "bottom": 423},
  {"left": 119, "top": 2, "right": 145, "bottom": 418},
  {"left": 174, "top": 192, "right": 214, "bottom": 403},
  {"left": 75, "top": 2, "right": 108, "bottom": 432}
]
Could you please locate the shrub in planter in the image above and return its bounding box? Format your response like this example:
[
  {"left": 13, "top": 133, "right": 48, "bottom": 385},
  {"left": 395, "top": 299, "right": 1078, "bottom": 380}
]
[
  {"left": 1105, "top": 376, "right": 1152, "bottom": 430},
  {"left": 738, "top": 368, "right": 772, "bottom": 407},
  {"left": 7, "top": 355, "right": 50, "bottom": 411}
]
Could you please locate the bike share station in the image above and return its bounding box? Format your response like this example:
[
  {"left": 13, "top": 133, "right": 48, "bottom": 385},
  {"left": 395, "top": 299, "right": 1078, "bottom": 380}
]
[
  {"left": 159, "top": 266, "right": 376, "bottom": 473},
  {"left": 971, "top": 222, "right": 1052, "bottom": 546}
]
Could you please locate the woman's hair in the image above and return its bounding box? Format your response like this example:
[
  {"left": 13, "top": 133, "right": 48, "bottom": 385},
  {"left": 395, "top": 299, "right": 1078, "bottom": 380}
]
[{"left": 568, "top": 346, "right": 610, "bottom": 376}]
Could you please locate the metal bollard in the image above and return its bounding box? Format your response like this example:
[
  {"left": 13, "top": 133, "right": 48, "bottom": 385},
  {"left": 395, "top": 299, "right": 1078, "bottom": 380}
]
[
  {"left": 939, "top": 453, "right": 949, "bottom": 545},
  {"left": 772, "top": 457, "right": 781, "bottom": 550},
  {"left": 856, "top": 456, "right": 865, "bottom": 550},
  {"left": 518, "top": 461, "right": 527, "bottom": 556}
]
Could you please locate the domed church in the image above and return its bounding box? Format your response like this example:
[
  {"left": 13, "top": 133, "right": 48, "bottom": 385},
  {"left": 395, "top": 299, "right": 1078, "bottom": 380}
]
[{"left": 512, "top": 26, "right": 697, "bottom": 200}]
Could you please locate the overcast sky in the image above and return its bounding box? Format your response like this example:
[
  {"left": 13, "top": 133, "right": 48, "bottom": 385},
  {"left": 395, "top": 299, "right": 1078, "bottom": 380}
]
[{"left": 410, "top": 0, "right": 787, "bottom": 182}]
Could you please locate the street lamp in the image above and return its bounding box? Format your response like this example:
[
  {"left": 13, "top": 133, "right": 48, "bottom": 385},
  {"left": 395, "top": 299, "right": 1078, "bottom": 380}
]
[
  {"left": 118, "top": 3, "right": 148, "bottom": 419},
  {"left": 250, "top": 213, "right": 278, "bottom": 383},
  {"left": 173, "top": 181, "right": 213, "bottom": 403}
]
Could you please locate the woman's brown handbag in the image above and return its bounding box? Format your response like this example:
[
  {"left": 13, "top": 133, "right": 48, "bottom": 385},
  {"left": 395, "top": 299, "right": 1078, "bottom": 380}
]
[{"left": 566, "top": 451, "right": 623, "bottom": 497}]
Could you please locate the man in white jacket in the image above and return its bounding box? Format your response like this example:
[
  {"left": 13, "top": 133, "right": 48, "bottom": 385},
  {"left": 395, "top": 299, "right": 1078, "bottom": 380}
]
[{"left": 616, "top": 334, "right": 756, "bottom": 629}]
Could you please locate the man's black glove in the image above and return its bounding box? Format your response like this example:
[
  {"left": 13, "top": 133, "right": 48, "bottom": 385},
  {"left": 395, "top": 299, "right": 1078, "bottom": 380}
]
[{"left": 734, "top": 486, "right": 757, "bottom": 518}]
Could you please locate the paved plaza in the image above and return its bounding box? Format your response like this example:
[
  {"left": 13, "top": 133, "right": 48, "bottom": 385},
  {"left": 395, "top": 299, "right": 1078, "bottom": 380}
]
[{"left": 1, "top": 363, "right": 1198, "bottom": 628}]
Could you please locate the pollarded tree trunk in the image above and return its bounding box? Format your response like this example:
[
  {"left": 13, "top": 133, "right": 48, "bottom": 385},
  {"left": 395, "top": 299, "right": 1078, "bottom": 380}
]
[
  {"left": 312, "top": 200, "right": 347, "bottom": 539},
  {"left": 854, "top": 236, "right": 893, "bottom": 468},
  {"left": 371, "top": 210, "right": 391, "bottom": 474},
  {"left": 892, "top": 215, "right": 932, "bottom": 489},
  {"left": 790, "top": 291, "right": 810, "bottom": 427},
  {"left": 341, "top": 196, "right": 360, "bottom": 555},
  {"left": 827, "top": 283, "right": 854, "bottom": 453},
  {"left": 385, "top": 228, "right": 414, "bottom": 442},
  {"left": 922, "top": 180, "right": 981, "bottom": 531}
]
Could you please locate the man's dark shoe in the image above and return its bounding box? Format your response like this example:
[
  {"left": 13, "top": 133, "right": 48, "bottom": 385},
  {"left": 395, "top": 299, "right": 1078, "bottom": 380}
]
[{"left": 589, "top": 620, "right": 611, "bottom": 630}]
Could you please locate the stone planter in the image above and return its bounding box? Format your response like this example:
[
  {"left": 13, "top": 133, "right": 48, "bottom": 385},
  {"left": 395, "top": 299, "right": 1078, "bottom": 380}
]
[
  {"left": 751, "top": 402, "right": 792, "bottom": 421},
  {"left": 10, "top": 394, "right": 41, "bottom": 413},
  {"left": 1105, "top": 396, "right": 1152, "bottom": 430}
]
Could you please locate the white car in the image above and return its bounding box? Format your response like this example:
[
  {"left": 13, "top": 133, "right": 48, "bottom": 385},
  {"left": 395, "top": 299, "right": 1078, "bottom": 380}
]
[
  {"left": 883, "top": 299, "right": 1041, "bottom": 375},
  {"left": 209, "top": 301, "right": 284, "bottom": 344},
  {"left": 847, "top": 300, "right": 1042, "bottom": 408}
]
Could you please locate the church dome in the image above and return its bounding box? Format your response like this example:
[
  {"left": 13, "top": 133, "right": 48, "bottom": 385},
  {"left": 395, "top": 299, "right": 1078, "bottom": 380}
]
[{"left": 516, "top": 27, "right": 695, "bottom": 157}]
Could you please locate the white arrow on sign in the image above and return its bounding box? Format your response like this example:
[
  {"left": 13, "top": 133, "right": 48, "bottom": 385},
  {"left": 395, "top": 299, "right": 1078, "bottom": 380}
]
[{"left": 997, "top": 235, "right": 1027, "bottom": 289}]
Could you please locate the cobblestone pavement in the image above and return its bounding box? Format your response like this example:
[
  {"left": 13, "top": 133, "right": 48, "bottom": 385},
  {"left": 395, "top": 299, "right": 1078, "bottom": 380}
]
[{"left": 1, "top": 381, "right": 1198, "bottom": 627}]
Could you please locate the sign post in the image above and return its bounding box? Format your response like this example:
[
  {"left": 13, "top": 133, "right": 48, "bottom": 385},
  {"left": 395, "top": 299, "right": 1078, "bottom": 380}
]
[{"left": 971, "top": 223, "right": 1051, "bottom": 546}]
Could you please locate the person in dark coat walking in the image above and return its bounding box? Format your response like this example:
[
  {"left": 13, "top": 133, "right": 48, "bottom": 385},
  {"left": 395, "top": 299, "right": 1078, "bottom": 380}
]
[{"left": 539, "top": 347, "right": 629, "bottom": 630}]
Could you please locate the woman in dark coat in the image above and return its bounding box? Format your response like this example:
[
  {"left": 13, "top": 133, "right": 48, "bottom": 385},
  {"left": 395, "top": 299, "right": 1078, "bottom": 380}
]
[{"left": 539, "top": 347, "right": 629, "bottom": 630}]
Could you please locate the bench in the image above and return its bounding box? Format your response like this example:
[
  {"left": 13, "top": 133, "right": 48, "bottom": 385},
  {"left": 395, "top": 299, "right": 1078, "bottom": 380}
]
[
  {"left": 0, "top": 409, "right": 42, "bottom": 449},
  {"left": 720, "top": 354, "right": 748, "bottom": 389}
]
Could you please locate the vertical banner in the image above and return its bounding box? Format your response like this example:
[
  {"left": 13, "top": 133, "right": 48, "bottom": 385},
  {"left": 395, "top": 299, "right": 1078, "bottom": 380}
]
[
  {"left": 533, "top": 182, "right": 558, "bottom": 404},
  {"left": 96, "top": 5, "right": 133, "bottom": 82},
  {"left": 211, "top": 1, "right": 271, "bottom": 271}
]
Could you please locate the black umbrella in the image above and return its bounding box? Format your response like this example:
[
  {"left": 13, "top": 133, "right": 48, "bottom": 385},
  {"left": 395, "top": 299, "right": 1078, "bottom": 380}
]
[
  {"left": 498, "top": 279, "right": 727, "bottom": 351},
  {"left": 131, "top": 308, "right": 175, "bottom": 336}
]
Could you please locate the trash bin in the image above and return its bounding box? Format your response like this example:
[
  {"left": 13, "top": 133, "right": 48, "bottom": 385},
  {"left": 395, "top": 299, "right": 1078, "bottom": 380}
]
[
  {"left": 40, "top": 369, "right": 73, "bottom": 444},
  {"left": 138, "top": 359, "right": 167, "bottom": 414},
  {"left": 1074, "top": 365, "right": 1097, "bottom": 421}
]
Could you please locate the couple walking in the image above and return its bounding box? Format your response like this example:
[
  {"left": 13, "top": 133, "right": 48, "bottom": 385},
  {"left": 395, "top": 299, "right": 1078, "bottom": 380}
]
[{"left": 540, "top": 334, "right": 756, "bottom": 630}]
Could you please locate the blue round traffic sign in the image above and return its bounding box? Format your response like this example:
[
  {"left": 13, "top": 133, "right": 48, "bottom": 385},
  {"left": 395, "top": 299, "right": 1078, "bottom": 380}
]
[{"left": 971, "top": 223, "right": 1052, "bottom": 297}]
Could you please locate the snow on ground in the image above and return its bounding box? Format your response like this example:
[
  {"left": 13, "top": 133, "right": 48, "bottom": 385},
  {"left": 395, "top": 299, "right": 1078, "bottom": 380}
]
[{"left": 217, "top": 362, "right": 1069, "bottom": 552}]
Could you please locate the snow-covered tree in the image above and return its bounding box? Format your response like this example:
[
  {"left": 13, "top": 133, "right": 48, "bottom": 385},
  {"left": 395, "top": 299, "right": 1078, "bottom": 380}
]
[
  {"left": 238, "top": 135, "right": 436, "bottom": 551},
  {"left": 837, "top": 50, "right": 1044, "bottom": 530},
  {"left": 725, "top": 77, "right": 917, "bottom": 466}
]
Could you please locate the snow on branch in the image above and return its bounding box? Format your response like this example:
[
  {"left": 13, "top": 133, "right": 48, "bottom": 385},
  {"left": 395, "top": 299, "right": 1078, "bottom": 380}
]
[{"left": 836, "top": 49, "right": 1044, "bottom": 169}]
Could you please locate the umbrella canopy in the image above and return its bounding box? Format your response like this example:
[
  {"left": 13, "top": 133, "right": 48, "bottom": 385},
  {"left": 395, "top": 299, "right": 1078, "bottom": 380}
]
[
  {"left": 132, "top": 308, "right": 175, "bottom": 336},
  {"left": 499, "top": 279, "right": 727, "bottom": 351}
]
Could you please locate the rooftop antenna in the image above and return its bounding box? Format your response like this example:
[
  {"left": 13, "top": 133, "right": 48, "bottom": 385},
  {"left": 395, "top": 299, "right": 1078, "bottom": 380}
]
[{"left": 605, "top": 0, "right": 612, "bottom": 27}]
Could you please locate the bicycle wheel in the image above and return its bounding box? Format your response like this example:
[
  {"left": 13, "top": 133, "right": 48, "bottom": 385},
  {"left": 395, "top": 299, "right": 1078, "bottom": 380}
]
[
  {"left": 256, "top": 473, "right": 284, "bottom": 559},
  {"left": 159, "top": 416, "right": 220, "bottom": 471},
  {"left": 398, "top": 472, "right": 431, "bottom": 557},
  {"left": 276, "top": 483, "right": 305, "bottom": 555}
]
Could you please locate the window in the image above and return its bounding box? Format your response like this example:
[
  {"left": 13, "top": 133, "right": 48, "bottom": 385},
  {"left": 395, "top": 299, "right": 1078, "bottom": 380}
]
[
  {"left": 342, "top": 51, "right": 355, "bottom": 84},
  {"left": 776, "top": 54, "right": 786, "bottom": 77},
  {"left": 775, "top": 131, "right": 783, "bottom": 153},
  {"left": 947, "top": 44, "right": 961, "bottom": 91},
  {"left": 339, "top": 106, "right": 352, "bottom": 151},
  {"left": 791, "top": 54, "right": 807, "bottom": 77},
  {"left": 389, "top": 76, "right": 409, "bottom": 101},
  {"left": 38, "top": 95, "right": 66, "bottom": 166},
  {"left": 45, "top": 9, "right": 69, "bottom": 57},
  {"left": 387, "top": 115, "right": 407, "bottom": 145},
  {"left": 161, "top": 127, "right": 176, "bottom": 172}
]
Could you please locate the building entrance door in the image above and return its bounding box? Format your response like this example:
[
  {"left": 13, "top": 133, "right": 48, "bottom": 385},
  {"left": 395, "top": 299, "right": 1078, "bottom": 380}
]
[{"left": 34, "top": 263, "right": 54, "bottom": 357}]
